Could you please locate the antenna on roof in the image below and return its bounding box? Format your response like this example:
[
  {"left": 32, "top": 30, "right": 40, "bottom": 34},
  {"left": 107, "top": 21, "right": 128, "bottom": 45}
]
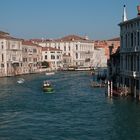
[{"left": 122, "top": 5, "right": 127, "bottom": 22}]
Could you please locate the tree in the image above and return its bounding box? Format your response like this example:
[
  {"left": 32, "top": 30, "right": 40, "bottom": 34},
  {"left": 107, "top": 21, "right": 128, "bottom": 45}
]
[{"left": 41, "top": 61, "right": 49, "bottom": 68}]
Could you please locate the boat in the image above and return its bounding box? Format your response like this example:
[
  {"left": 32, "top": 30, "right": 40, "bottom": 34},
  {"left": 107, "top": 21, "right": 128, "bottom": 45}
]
[
  {"left": 90, "top": 81, "right": 106, "bottom": 88},
  {"left": 45, "top": 71, "right": 55, "bottom": 76},
  {"left": 42, "top": 81, "right": 54, "bottom": 93},
  {"left": 75, "top": 66, "right": 92, "bottom": 71},
  {"left": 17, "top": 78, "right": 25, "bottom": 84}
]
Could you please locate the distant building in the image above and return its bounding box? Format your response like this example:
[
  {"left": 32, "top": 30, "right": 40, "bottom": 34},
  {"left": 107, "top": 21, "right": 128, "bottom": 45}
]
[
  {"left": 0, "top": 31, "right": 23, "bottom": 77},
  {"left": 42, "top": 47, "right": 62, "bottom": 70},
  {"left": 93, "top": 38, "right": 120, "bottom": 68},
  {"left": 93, "top": 47, "right": 107, "bottom": 68},
  {"left": 31, "top": 35, "right": 95, "bottom": 68},
  {"left": 22, "top": 40, "right": 42, "bottom": 74},
  {"left": 94, "top": 37, "right": 120, "bottom": 60}
]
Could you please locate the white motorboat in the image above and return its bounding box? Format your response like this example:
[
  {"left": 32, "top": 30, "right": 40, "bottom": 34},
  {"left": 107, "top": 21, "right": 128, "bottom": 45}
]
[
  {"left": 75, "top": 67, "right": 92, "bottom": 71},
  {"left": 17, "top": 78, "right": 25, "bottom": 84},
  {"left": 45, "top": 71, "right": 55, "bottom": 76}
]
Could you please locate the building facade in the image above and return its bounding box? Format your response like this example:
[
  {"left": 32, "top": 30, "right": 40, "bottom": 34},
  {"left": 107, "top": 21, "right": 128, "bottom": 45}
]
[
  {"left": 118, "top": 6, "right": 140, "bottom": 99},
  {"left": 42, "top": 47, "right": 62, "bottom": 70},
  {"left": 0, "top": 31, "right": 23, "bottom": 77},
  {"left": 22, "top": 41, "right": 42, "bottom": 74},
  {"left": 94, "top": 38, "right": 120, "bottom": 60},
  {"left": 32, "top": 35, "right": 95, "bottom": 68}
]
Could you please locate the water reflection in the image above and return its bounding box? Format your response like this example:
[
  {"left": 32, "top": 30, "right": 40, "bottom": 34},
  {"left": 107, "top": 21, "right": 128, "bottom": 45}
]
[{"left": 0, "top": 72, "right": 140, "bottom": 140}]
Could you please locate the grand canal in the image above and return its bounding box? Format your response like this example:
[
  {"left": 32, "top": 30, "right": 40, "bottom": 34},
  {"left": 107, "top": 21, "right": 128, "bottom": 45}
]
[{"left": 0, "top": 71, "right": 140, "bottom": 140}]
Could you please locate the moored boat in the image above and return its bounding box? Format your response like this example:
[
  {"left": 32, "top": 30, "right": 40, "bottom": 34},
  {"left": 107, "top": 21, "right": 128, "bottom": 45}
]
[
  {"left": 45, "top": 71, "right": 55, "bottom": 76},
  {"left": 90, "top": 81, "right": 106, "bottom": 88},
  {"left": 17, "top": 78, "right": 25, "bottom": 84},
  {"left": 75, "top": 66, "right": 93, "bottom": 71}
]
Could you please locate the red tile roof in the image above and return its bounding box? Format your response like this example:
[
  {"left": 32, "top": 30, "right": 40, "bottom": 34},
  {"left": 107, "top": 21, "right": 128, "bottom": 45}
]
[
  {"left": 0, "top": 31, "right": 9, "bottom": 36},
  {"left": 22, "top": 40, "right": 42, "bottom": 47},
  {"left": 107, "top": 37, "right": 120, "bottom": 41},
  {"left": 58, "top": 35, "right": 87, "bottom": 41},
  {"left": 30, "top": 39, "right": 51, "bottom": 43},
  {"left": 0, "top": 34, "right": 23, "bottom": 41}
]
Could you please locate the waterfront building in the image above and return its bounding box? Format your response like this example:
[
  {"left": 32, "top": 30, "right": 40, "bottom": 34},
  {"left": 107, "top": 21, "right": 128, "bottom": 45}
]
[
  {"left": 42, "top": 47, "right": 62, "bottom": 70},
  {"left": 32, "top": 35, "right": 94, "bottom": 68},
  {"left": 94, "top": 37, "right": 120, "bottom": 60},
  {"left": 0, "top": 31, "right": 23, "bottom": 77},
  {"left": 93, "top": 47, "right": 107, "bottom": 68},
  {"left": 107, "top": 46, "right": 120, "bottom": 96},
  {"left": 22, "top": 41, "right": 42, "bottom": 74},
  {"left": 114, "top": 5, "right": 140, "bottom": 98}
]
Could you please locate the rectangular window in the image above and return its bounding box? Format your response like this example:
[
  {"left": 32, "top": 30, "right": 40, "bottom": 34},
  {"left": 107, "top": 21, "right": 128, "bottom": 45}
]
[
  {"left": 136, "top": 80, "right": 139, "bottom": 90},
  {"left": 2, "top": 54, "right": 4, "bottom": 62},
  {"left": 51, "top": 55, "right": 55, "bottom": 59},
  {"left": 33, "top": 58, "right": 37, "bottom": 62},
  {"left": 23, "top": 58, "right": 27, "bottom": 62},
  {"left": 64, "top": 46, "right": 66, "bottom": 51},
  {"left": 131, "top": 33, "right": 133, "bottom": 47},
  {"left": 125, "top": 34, "right": 127, "bottom": 47},
  {"left": 137, "top": 32, "right": 139, "bottom": 46},
  {"left": 137, "top": 55, "right": 139, "bottom": 71},
  {"left": 131, "top": 55, "right": 133, "bottom": 71},
  {"left": 1, "top": 64, "right": 4, "bottom": 67},
  {"left": 76, "top": 45, "right": 78, "bottom": 50},
  {"left": 45, "top": 55, "right": 47, "bottom": 59},
  {"left": 1, "top": 45, "right": 4, "bottom": 49},
  {"left": 33, "top": 49, "right": 37, "bottom": 53},
  {"left": 121, "top": 35, "right": 123, "bottom": 48}
]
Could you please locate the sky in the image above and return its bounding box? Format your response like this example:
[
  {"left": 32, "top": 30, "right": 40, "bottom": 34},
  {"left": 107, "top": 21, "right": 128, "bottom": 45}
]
[{"left": 0, "top": 0, "right": 139, "bottom": 40}]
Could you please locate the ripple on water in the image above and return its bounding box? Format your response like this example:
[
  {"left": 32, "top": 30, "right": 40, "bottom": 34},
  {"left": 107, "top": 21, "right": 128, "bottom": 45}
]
[{"left": 0, "top": 72, "right": 140, "bottom": 140}]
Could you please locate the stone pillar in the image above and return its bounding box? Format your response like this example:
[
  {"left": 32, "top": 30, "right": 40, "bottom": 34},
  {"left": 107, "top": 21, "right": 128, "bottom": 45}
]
[
  {"left": 110, "top": 81, "right": 113, "bottom": 97},
  {"left": 108, "top": 81, "right": 110, "bottom": 96},
  {"left": 138, "top": 80, "right": 140, "bottom": 100},
  {"left": 134, "top": 79, "right": 136, "bottom": 98}
]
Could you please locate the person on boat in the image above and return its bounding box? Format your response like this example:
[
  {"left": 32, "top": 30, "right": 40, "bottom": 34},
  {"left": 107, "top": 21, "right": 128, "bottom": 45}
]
[{"left": 43, "top": 81, "right": 51, "bottom": 87}]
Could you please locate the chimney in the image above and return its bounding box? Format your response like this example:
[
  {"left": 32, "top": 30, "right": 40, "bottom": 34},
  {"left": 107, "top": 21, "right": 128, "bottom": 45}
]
[{"left": 137, "top": 5, "right": 140, "bottom": 16}]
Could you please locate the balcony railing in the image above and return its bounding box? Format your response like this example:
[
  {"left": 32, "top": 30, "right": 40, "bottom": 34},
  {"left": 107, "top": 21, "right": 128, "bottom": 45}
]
[
  {"left": 120, "top": 70, "right": 140, "bottom": 78},
  {"left": 120, "top": 46, "right": 140, "bottom": 53}
]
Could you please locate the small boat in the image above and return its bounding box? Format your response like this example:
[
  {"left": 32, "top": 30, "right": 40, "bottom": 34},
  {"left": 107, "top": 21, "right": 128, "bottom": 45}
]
[
  {"left": 45, "top": 71, "right": 55, "bottom": 76},
  {"left": 42, "top": 81, "right": 54, "bottom": 93},
  {"left": 90, "top": 81, "right": 106, "bottom": 88},
  {"left": 17, "top": 78, "right": 25, "bottom": 84},
  {"left": 75, "top": 66, "right": 92, "bottom": 71}
]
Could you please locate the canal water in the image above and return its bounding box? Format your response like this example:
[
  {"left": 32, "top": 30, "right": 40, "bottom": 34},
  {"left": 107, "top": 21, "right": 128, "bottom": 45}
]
[{"left": 0, "top": 71, "right": 140, "bottom": 140}]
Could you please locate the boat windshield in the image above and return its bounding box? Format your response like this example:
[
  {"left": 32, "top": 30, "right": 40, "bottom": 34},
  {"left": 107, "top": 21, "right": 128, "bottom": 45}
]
[{"left": 44, "top": 81, "right": 51, "bottom": 86}]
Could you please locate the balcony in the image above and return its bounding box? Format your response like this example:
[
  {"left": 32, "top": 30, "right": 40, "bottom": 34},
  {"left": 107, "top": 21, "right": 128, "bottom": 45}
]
[
  {"left": 121, "top": 46, "right": 140, "bottom": 53},
  {"left": 120, "top": 70, "right": 140, "bottom": 78}
]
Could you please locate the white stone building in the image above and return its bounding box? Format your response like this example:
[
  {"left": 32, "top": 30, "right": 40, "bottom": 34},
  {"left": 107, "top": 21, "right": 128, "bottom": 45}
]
[
  {"left": 42, "top": 47, "right": 62, "bottom": 70},
  {"left": 22, "top": 41, "right": 42, "bottom": 74},
  {"left": 0, "top": 31, "right": 22, "bottom": 77},
  {"left": 33, "top": 35, "right": 94, "bottom": 68},
  {"left": 93, "top": 47, "right": 107, "bottom": 68},
  {"left": 118, "top": 5, "right": 140, "bottom": 99}
]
